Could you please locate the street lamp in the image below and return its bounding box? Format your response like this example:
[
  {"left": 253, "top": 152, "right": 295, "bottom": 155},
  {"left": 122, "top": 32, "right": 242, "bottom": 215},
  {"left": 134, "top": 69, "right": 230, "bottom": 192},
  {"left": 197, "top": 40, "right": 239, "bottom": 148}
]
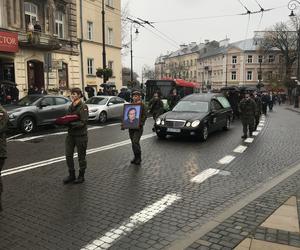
[
  {"left": 130, "top": 24, "right": 139, "bottom": 83},
  {"left": 288, "top": 0, "right": 300, "bottom": 108}
]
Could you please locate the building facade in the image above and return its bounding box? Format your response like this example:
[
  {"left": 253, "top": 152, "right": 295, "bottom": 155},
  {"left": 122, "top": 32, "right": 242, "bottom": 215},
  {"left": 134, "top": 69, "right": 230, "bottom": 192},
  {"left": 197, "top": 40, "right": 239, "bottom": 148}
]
[
  {"left": 0, "top": 0, "right": 122, "bottom": 98},
  {"left": 155, "top": 38, "right": 284, "bottom": 90},
  {"left": 77, "top": 0, "right": 122, "bottom": 93},
  {"left": 0, "top": 0, "right": 80, "bottom": 97}
]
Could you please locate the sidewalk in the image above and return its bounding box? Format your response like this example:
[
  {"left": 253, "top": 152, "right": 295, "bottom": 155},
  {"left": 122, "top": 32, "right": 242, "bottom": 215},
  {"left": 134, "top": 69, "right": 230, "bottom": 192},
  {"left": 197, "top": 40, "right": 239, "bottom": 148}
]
[
  {"left": 286, "top": 104, "right": 300, "bottom": 114},
  {"left": 185, "top": 162, "right": 300, "bottom": 250}
]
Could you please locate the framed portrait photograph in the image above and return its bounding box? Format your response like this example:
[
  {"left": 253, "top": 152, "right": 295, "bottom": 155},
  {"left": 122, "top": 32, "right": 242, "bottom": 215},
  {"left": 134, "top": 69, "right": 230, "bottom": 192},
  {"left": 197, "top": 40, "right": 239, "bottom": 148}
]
[{"left": 122, "top": 104, "right": 142, "bottom": 129}]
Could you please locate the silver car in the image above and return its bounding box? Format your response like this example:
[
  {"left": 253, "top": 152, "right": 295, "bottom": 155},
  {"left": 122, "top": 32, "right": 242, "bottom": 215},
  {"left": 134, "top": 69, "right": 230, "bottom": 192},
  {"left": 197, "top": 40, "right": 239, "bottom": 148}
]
[
  {"left": 6, "top": 95, "right": 71, "bottom": 133},
  {"left": 86, "top": 96, "right": 128, "bottom": 123}
]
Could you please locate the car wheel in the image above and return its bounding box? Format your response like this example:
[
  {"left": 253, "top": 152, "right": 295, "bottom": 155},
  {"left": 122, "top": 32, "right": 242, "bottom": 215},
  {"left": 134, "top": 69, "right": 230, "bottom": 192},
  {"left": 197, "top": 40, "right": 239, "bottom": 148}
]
[
  {"left": 99, "top": 111, "right": 107, "bottom": 123},
  {"left": 199, "top": 125, "right": 208, "bottom": 141},
  {"left": 156, "top": 131, "right": 167, "bottom": 139},
  {"left": 223, "top": 117, "right": 231, "bottom": 131},
  {"left": 20, "top": 116, "right": 36, "bottom": 133}
]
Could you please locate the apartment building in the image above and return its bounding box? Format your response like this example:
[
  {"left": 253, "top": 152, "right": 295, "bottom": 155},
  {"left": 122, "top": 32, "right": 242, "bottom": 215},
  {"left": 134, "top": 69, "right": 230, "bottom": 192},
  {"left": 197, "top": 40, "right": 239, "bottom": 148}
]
[
  {"left": 0, "top": 0, "right": 80, "bottom": 97},
  {"left": 77, "top": 0, "right": 122, "bottom": 92},
  {"left": 155, "top": 38, "right": 283, "bottom": 90}
]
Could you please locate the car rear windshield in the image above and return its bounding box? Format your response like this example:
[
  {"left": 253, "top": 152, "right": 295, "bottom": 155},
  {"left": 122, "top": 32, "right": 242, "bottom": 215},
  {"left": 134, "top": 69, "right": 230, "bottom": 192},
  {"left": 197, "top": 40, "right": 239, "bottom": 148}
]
[
  {"left": 173, "top": 101, "right": 209, "bottom": 112},
  {"left": 86, "top": 97, "right": 108, "bottom": 105},
  {"left": 17, "top": 96, "right": 40, "bottom": 106}
]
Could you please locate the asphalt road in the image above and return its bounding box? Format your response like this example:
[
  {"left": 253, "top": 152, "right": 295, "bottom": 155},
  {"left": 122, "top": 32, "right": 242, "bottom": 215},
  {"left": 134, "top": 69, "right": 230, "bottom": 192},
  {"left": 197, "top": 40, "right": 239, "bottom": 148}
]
[{"left": 1, "top": 105, "right": 300, "bottom": 250}]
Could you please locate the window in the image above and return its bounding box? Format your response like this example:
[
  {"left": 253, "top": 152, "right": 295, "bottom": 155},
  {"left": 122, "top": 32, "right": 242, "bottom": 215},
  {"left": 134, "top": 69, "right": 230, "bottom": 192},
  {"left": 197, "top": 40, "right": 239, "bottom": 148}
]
[
  {"left": 40, "top": 97, "right": 55, "bottom": 106},
  {"left": 108, "top": 27, "right": 113, "bottom": 45},
  {"left": 211, "top": 100, "right": 223, "bottom": 111},
  {"left": 24, "top": 2, "right": 38, "bottom": 29},
  {"left": 116, "top": 97, "right": 125, "bottom": 104},
  {"left": 247, "top": 55, "right": 253, "bottom": 63},
  {"left": 106, "top": 0, "right": 114, "bottom": 8},
  {"left": 87, "top": 21, "right": 93, "bottom": 40},
  {"left": 55, "top": 97, "right": 68, "bottom": 105},
  {"left": 190, "top": 60, "right": 193, "bottom": 66},
  {"left": 216, "top": 97, "right": 231, "bottom": 108},
  {"left": 231, "top": 71, "right": 237, "bottom": 80},
  {"left": 232, "top": 56, "right": 237, "bottom": 64},
  {"left": 87, "top": 58, "right": 94, "bottom": 75},
  {"left": 58, "top": 62, "right": 69, "bottom": 89},
  {"left": 247, "top": 71, "right": 252, "bottom": 80},
  {"left": 258, "top": 55, "right": 263, "bottom": 63},
  {"left": 269, "top": 55, "right": 275, "bottom": 63},
  {"left": 55, "top": 11, "right": 64, "bottom": 39}
]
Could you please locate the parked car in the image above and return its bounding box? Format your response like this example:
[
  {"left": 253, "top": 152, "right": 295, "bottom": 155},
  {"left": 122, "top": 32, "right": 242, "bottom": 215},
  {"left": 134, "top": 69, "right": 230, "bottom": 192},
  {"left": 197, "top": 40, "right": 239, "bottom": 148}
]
[
  {"left": 6, "top": 95, "right": 71, "bottom": 133},
  {"left": 154, "top": 93, "right": 233, "bottom": 141},
  {"left": 86, "top": 96, "right": 128, "bottom": 123}
]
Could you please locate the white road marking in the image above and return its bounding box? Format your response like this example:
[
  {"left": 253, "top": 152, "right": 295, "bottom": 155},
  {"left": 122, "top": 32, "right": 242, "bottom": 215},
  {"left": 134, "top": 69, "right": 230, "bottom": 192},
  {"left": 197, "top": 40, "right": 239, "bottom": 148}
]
[
  {"left": 2, "top": 133, "right": 156, "bottom": 176},
  {"left": 233, "top": 145, "right": 247, "bottom": 153},
  {"left": 81, "top": 194, "right": 181, "bottom": 250},
  {"left": 7, "top": 133, "right": 23, "bottom": 141},
  {"left": 252, "top": 131, "right": 259, "bottom": 136},
  {"left": 245, "top": 138, "right": 254, "bottom": 143},
  {"left": 9, "top": 126, "right": 103, "bottom": 142},
  {"left": 106, "top": 123, "right": 121, "bottom": 127},
  {"left": 218, "top": 155, "right": 235, "bottom": 165},
  {"left": 190, "top": 168, "right": 220, "bottom": 184}
]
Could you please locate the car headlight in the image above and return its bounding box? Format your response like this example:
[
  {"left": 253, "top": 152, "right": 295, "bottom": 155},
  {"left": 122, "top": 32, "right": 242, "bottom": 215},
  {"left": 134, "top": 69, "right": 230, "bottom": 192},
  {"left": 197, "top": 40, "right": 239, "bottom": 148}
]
[
  {"left": 161, "top": 120, "right": 165, "bottom": 125},
  {"left": 186, "top": 122, "right": 191, "bottom": 127},
  {"left": 156, "top": 118, "right": 161, "bottom": 125},
  {"left": 191, "top": 120, "right": 200, "bottom": 128},
  {"left": 90, "top": 109, "right": 98, "bottom": 113},
  {"left": 9, "top": 114, "right": 16, "bottom": 119}
]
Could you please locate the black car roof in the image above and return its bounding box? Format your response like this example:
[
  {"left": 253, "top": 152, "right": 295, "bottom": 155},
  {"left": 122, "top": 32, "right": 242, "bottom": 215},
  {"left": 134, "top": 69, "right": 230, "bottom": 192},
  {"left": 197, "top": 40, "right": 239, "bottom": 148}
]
[{"left": 181, "top": 93, "right": 225, "bottom": 102}]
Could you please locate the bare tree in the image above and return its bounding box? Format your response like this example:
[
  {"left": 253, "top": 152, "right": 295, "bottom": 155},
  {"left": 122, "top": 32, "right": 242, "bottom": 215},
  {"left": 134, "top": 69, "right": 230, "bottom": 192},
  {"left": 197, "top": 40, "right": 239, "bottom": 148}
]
[
  {"left": 121, "top": 2, "right": 131, "bottom": 56},
  {"left": 259, "top": 21, "right": 298, "bottom": 90}
]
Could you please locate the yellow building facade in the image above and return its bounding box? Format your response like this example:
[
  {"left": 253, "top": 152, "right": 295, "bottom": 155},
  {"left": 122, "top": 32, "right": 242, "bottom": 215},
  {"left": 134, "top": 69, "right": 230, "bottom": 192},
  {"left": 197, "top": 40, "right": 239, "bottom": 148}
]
[{"left": 77, "top": 0, "right": 122, "bottom": 93}]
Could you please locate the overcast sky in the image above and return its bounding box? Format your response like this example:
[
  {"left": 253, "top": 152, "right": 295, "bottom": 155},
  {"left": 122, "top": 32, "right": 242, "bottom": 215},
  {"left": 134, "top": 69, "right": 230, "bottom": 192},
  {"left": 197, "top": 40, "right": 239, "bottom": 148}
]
[{"left": 121, "top": 0, "right": 290, "bottom": 80}]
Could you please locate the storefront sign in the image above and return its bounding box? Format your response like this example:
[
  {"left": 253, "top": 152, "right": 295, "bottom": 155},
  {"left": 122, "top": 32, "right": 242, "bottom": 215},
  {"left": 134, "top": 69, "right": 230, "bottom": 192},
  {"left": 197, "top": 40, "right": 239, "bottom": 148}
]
[{"left": 0, "top": 31, "right": 18, "bottom": 52}]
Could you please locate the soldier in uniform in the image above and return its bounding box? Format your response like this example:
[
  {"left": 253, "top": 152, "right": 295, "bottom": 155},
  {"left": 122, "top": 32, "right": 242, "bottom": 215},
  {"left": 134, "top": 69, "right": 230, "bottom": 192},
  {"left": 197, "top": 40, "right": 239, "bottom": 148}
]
[
  {"left": 63, "top": 88, "right": 89, "bottom": 184},
  {"left": 0, "top": 105, "right": 8, "bottom": 211},
  {"left": 124, "top": 89, "right": 147, "bottom": 165},
  {"left": 239, "top": 93, "right": 257, "bottom": 139},
  {"left": 251, "top": 91, "right": 262, "bottom": 130},
  {"left": 148, "top": 92, "right": 164, "bottom": 131}
]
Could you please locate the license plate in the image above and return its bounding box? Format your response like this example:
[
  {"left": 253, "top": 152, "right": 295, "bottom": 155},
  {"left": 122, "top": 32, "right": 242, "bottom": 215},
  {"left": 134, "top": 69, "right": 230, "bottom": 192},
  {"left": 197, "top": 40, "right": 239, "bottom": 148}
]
[{"left": 167, "top": 128, "right": 181, "bottom": 133}]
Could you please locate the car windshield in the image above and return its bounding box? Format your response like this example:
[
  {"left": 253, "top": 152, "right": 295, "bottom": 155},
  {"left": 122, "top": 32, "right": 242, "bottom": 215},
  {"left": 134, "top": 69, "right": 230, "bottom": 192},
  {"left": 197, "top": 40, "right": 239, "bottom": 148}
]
[
  {"left": 17, "top": 96, "right": 40, "bottom": 106},
  {"left": 86, "top": 97, "right": 108, "bottom": 105},
  {"left": 173, "top": 101, "right": 209, "bottom": 113}
]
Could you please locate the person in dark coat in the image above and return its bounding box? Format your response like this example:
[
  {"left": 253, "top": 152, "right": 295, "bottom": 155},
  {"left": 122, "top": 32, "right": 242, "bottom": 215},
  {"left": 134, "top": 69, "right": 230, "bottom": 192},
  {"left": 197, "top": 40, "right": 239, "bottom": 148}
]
[
  {"left": 261, "top": 92, "right": 270, "bottom": 115},
  {"left": 227, "top": 91, "right": 240, "bottom": 120},
  {"left": 63, "top": 88, "right": 89, "bottom": 184},
  {"left": 0, "top": 105, "right": 8, "bottom": 211},
  {"left": 239, "top": 93, "right": 257, "bottom": 139},
  {"left": 167, "top": 88, "right": 180, "bottom": 110},
  {"left": 40, "top": 87, "right": 47, "bottom": 95},
  {"left": 251, "top": 92, "right": 262, "bottom": 130},
  {"left": 148, "top": 92, "right": 164, "bottom": 131},
  {"left": 28, "top": 85, "right": 35, "bottom": 95}
]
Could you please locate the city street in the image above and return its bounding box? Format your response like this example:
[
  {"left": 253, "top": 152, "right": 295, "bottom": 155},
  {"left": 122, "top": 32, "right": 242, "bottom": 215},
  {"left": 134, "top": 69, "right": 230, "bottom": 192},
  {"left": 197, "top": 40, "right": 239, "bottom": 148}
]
[{"left": 1, "top": 105, "right": 300, "bottom": 249}]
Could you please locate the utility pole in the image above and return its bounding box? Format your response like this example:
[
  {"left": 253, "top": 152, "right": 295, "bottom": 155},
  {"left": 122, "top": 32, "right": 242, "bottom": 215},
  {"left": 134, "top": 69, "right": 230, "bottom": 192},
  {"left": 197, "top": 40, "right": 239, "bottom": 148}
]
[
  {"left": 102, "top": 0, "right": 107, "bottom": 83},
  {"left": 130, "top": 24, "right": 133, "bottom": 82}
]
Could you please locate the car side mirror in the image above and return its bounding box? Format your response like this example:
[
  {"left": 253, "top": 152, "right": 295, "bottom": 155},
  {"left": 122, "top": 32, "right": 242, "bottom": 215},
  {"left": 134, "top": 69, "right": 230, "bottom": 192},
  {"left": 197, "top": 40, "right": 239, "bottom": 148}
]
[
  {"left": 39, "top": 103, "right": 49, "bottom": 108},
  {"left": 107, "top": 102, "right": 113, "bottom": 106}
]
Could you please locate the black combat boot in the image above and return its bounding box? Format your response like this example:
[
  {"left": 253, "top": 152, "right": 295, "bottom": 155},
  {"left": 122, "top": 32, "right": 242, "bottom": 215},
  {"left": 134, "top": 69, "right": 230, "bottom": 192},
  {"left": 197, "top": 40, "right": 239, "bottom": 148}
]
[
  {"left": 241, "top": 135, "right": 247, "bottom": 139},
  {"left": 74, "top": 170, "right": 85, "bottom": 184},
  {"left": 0, "top": 194, "right": 2, "bottom": 212},
  {"left": 131, "top": 154, "right": 137, "bottom": 164},
  {"left": 63, "top": 170, "right": 76, "bottom": 184},
  {"left": 133, "top": 153, "right": 141, "bottom": 165}
]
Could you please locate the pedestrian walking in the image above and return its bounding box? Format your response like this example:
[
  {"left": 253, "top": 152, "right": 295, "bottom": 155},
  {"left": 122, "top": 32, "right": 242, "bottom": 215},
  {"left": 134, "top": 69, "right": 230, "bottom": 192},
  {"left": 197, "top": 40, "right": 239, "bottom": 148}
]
[
  {"left": 252, "top": 92, "right": 262, "bottom": 130},
  {"left": 239, "top": 93, "right": 257, "bottom": 139},
  {"left": 261, "top": 92, "right": 270, "bottom": 115},
  {"left": 269, "top": 92, "right": 274, "bottom": 111},
  {"left": 167, "top": 88, "right": 180, "bottom": 110},
  {"left": 148, "top": 92, "right": 164, "bottom": 131},
  {"left": 0, "top": 105, "right": 8, "bottom": 211},
  {"left": 123, "top": 89, "right": 147, "bottom": 165},
  {"left": 63, "top": 88, "right": 89, "bottom": 184}
]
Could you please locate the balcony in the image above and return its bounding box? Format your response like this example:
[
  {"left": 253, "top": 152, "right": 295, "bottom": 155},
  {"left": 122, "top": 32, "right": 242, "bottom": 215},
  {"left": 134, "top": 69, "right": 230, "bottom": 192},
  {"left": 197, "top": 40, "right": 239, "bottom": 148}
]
[
  {"left": 204, "top": 66, "right": 212, "bottom": 71},
  {"left": 18, "top": 31, "right": 62, "bottom": 51}
]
